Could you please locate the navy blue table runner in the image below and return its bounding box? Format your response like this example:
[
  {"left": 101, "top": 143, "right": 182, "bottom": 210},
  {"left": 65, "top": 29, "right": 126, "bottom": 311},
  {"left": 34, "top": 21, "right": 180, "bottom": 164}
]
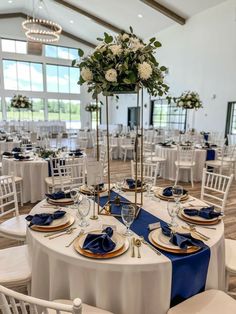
[{"left": 97, "top": 190, "right": 210, "bottom": 306}]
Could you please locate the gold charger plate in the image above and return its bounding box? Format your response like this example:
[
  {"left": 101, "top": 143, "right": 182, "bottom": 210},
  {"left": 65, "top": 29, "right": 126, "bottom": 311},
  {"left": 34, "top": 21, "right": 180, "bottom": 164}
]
[
  {"left": 154, "top": 189, "right": 189, "bottom": 202},
  {"left": 121, "top": 184, "right": 147, "bottom": 193},
  {"left": 47, "top": 198, "right": 74, "bottom": 206},
  {"left": 79, "top": 185, "right": 107, "bottom": 195},
  {"left": 30, "top": 214, "right": 75, "bottom": 232},
  {"left": 74, "top": 230, "right": 129, "bottom": 259},
  {"left": 181, "top": 208, "right": 219, "bottom": 223},
  {"left": 148, "top": 229, "right": 200, "bottom": 254},
  {"left": 178, "top": 209, "right": 221, "bottom": 226}
]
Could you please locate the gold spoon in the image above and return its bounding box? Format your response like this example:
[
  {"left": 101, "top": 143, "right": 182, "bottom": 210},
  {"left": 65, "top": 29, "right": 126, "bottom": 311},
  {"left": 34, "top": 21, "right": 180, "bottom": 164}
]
[{"left": 135, "top": 239, "right": 142, "bottom": 258}]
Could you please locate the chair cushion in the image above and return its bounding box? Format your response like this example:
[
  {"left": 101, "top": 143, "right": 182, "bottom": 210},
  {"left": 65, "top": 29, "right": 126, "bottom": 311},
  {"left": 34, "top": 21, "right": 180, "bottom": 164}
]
[
  {"left": 175, "top": 161, "right": 195, "bottom": 167},
  {"left": 0, "top": 244, "right": 31, "bottom": 287},
  {"left": 51, "top": 299, "right": 114, "bottom": 314},
  {"left": 167, "top": 290, "right": 236, "bottom": 314},
  {"left": 146, "top": 156, "right": 166, "bottom": 163},
  {"left": 14, "top": 176, "right": 23, "bottom": 183},
  {"left": 0, "top": 214, "right": 27, "bottom": 240},
  {"left": 205, "top": 160, "right": 231, "bottom": 167},
  {"left": 45, "top": 177, "right": 71, "bottom": 187},
  {"left": 225, "top": 239, "right": 236, "bottom": 274}
]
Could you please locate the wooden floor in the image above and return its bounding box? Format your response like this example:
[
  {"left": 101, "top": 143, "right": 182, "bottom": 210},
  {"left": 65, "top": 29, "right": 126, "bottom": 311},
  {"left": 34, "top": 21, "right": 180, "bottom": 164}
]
[{"left": 1, "top": 158, "right": 236, "bottom": 295}]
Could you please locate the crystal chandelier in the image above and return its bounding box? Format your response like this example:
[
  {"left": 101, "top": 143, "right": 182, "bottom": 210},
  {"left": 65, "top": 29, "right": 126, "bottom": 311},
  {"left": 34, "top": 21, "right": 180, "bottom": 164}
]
[{"left": 22, "top": 0, "right": 62, "bottom": 43}]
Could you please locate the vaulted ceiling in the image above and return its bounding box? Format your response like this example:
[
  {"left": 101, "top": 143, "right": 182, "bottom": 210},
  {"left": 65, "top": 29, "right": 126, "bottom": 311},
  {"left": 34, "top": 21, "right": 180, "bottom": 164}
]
[{"left": 0, "top": 0, "right": 227, "bottom": 47}]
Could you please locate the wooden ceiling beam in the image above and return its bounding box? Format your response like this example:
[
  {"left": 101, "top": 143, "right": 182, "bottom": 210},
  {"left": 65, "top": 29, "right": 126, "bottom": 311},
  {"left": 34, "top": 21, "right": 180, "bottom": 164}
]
[
  {"left": 140, "top": 0, "right": 186, "bottom": 25},
  {"left": 0, "top": 12, "right": 96, "bottom": 48},
  {"left": 53, "top": 0, "right": 123, "bottom": 33}
]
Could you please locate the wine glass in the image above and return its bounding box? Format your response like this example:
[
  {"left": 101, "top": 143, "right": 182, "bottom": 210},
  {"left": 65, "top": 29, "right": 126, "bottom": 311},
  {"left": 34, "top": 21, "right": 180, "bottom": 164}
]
[
  {"left": 70, "top": 188, "right": 80, "bottom": 209},
  {"left": 167, "top": 201, "right": 178, "bottom": 227},
  {"left": 172, "top": 185, "right": 183, "bottom": 204},
  {"left": 121, "top": 205, "right": 135, "bottom": 236},
  {"left": 77, "top": 195, "right": 90, "bottom": 227},
  {"left": 145, "top": 178, "right": 153, "bottom": 198}
]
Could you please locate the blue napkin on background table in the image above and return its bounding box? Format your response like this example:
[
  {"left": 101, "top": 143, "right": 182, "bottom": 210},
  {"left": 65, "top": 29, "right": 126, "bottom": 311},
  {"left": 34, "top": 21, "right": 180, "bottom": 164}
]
[
  {"left": 161, "top": 225, "right": 205, "bottom": 250},
  {"left": 45, "top": 191, "right": 71, "bottom": 200},
  {"left": 69, "top": 149, "right": 83, "bottom": 157},
  {"left": 2, "top": 152, "right": 13, "bottom": 157},
  {"left": 184, "top": 206, "right": 222, "bottom": 219},
  {"left": 82, "top": 227, "right": 116, "bottom": 254},
  {"left": 25, "top": 210, "right": 66, "bottom": 227},
  {"left": 126, "top": 178, "right": 142, "bottom": 189},
  {"left": 163, "top": 187, "right": 188, "bottom": 197},
  {"left": 12, "top": 147, "right": 21, "bottom": 153},
  {"left": 14, "top": 154, "right": 30, "bottom": 160}
]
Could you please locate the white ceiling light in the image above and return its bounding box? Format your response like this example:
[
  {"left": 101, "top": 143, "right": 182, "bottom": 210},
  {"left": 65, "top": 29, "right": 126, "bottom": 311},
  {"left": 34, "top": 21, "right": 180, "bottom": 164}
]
[
  {"left": 22, "top": 0, "right": 62, "bottom": 43},
  {"left": 70, "top": 20, "right": 74, "bottom": 24},
  {"left": 138, "top": 14, "right": 143, "bottom": 18},
  {"left": 8, "top": 0, "right": 13, "bottom": 3}
]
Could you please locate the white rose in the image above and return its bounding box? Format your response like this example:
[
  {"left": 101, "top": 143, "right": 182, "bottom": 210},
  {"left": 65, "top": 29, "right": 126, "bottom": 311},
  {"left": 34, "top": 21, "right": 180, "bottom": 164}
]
[
  {"left": 187, "top": 101, "right": 192, "bottom": 106},
  {"left": 130, "top": 38, "right": 144, "bottom": 51},
  {"left": 187, "top": 94, "right": 191, "bottom": 99},
  {"left": 110, "top": 44, "right": 122, "bottom": 56},
  {"left": 138, "top": 62, "right": 153, "bottom": 80},
  {"left": 81, "top": 67, "right": 93, "bottom": 81},
  {"left": 178, "top": 101, "right": 184, "bottom": 106},
  {"left": 21, "top": 103, "right": 25, "bottom": 107},
  {"left": 122, "top": 33, "right": 130, "bottom": 41},
  {"left": 105, "top": 69, "right": 117, "bottom": 82}
]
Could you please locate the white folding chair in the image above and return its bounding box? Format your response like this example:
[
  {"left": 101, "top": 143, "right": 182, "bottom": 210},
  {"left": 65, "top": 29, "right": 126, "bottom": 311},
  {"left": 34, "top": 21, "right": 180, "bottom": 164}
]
[
  {"left": 175, "top": 145, "right": 195, "bottom": 187},
  {"left": 58, "top": 159, "right": 85, "bottom": 191},
  {"left": 206, "top": 145, "right": 235, "bottom": 175},
  {"left": 120, "top": 138, "right": 135, "bottom": 161},
  {"left": 200, "top": 168, "right": 233, "bottom": 213},
  {"left": 225, "top": 238, "right": 236, "bottom": 296},
  {"left": 0, "top": 176, "right": 26, "bottom": 241},
  {"left": 0, "top": 245, "right": 31, "bottom": 291},
  {"left": 167, "top": 289, "right": 236, "bottom": 314},
  {"left": 0, "top": 284, "right": 114, "bottom": 314},
  {"left": 131, "top": 160, "right": 158, "bottom": 185}
]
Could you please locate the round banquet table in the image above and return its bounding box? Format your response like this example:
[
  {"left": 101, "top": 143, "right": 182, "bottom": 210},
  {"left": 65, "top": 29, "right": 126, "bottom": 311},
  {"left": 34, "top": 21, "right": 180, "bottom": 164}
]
[
  {"left": 27, "top": 193, "right": 225, "bottom": 314},
  {"left": 2, "top": 157, "right": 48, "bottom": 203},
  {"left": 155, "top": 145, "right": 207, "bottom": 182}
]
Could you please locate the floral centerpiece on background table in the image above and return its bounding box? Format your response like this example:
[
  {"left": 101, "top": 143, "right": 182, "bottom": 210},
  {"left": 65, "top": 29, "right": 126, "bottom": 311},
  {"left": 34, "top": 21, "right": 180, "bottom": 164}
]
[
  {"left": 10, "top": 94, "right": 32, "bottom": 109},
  {"left": 72, "top": 26, "right": 169, "bottom": 98},
  {"left": 176, "top": 91, "right": 203, "bottom": 110},
  {"left": 85, "top": 103, "right": 102, "bottom": 112}
]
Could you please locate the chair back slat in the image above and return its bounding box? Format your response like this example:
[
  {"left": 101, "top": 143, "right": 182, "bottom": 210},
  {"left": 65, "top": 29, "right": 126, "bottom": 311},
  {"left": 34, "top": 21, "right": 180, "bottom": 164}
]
[
  {"left": 0, "top": 176, "right": 19, "bottom": 218},
  {"left": 58, "top": 159, "right": 85, "bottom": 191},
  {"left": 19, "top": 300, "right": 28, "bottom": 314},
  {"left": 176, "top": 145, "right": 195, "bottom": 164},
  {"left": 9, "top": 296, "right": 18, "bottom": 313},
  {"left": 131, "top": 161, "right": 158, "bottom": 185}
]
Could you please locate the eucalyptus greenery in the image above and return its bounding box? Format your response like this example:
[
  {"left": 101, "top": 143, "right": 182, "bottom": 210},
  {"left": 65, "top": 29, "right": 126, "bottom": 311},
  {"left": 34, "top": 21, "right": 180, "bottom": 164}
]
[{"left": 72, "top": 27, "right": 169, "bottom": 98}]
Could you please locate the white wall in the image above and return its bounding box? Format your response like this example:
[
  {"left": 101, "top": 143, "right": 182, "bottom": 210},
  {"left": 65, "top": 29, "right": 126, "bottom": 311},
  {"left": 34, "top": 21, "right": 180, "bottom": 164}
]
[{"left": 155, "top": 0, "right": 236, "bottom": 133}]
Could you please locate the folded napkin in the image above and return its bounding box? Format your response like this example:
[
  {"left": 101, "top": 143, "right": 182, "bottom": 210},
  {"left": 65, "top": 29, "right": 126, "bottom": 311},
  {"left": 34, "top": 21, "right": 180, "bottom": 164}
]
[
  {"left": 184, "top": 206, "right": 222, "bottom": 220},
  {"left": 82, "top": 227, "right": 116, "bottom": 254},
  {"left": 95, "top": 183, "right": 104, "bottom": 191},
  {"left": 126, "top": 178, "right": 142, "bottom": 189},
  {"left": 163, "top": 186, "right": 187, "bottom": 197},
  {"left": 12, "top": 147, "right": 21, "bottom": 153},
  {"left": 161, "top": 225, "right": 205, "bottom": 250},
  {"left": 2, "top": 152, "right": 13, "bottom": 157},
  {"left": 25, "top": 210, "right": 66, "bottom": 227},
  {"left": 14, "top": 154, "right": 30, "bottom": 160},
  {"left": 69, "top": 149, "right": 83, "bottom": 157},
  {"left": 159, "top": 142, "right": 171, "bottom": 147},
  {"left": 45, "top": 191, "right": 71, "bottom": 200}
]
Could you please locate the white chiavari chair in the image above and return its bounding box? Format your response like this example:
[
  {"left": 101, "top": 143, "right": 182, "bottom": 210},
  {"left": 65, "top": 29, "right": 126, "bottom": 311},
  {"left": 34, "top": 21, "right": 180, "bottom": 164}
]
[
  {"left": 225, "top": 238, "right": 236, "bottom": 297},
  {"left": 120, "top": 138, "right": 135, "bottom": 161},
  {"left": 200, "top": 168, "right": 233, "bottom": 213},
  {"left": 0, "top": 284, "right": 114, "bottom": 314},
  {"left": 227, "top": 134, "right": 236, "bottom": 146},
  {"left": 167, "top": 289, "right": 236, "bottom": 314},
  {"left": 131, "top": 160, "right": 158, "bottom": 185},
  {"left": 205, "top": 145, "right": 233, "bottom": 175},
  {"left": 76, "top": 138, "right": 88, "bottom": 151},
  {"left": 175, "top": 145, "right": 196, "bottom": 187},
  {"left": 58, "top": 159, "right": 85, "bottom": 191}
]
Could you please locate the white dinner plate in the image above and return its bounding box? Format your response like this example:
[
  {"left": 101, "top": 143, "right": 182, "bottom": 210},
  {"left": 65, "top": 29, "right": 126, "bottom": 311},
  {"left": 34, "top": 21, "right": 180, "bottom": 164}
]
[{"left": 32, "top": 212, "right": 71, "bottom": 229}]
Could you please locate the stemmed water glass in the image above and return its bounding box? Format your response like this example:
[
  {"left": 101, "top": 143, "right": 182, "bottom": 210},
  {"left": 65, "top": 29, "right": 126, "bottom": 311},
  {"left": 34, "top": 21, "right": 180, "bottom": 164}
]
[
  {"left": 172, "top": 185, "right": 183, "bottom": 204},
  {"left": 145, "top": 178, "right": 153, "bottom": 198},
  {"left": 121, "top": 205, "right": 135, "bottom": 236},
  {"left": 77, "top": 195, "right": 90, "bottom": 227},
  {"left": 167, "top": 201, "right": 178, "bottom": 227},
  {"left": 70, "top": 188, "right": 80, "bottom": 209}
]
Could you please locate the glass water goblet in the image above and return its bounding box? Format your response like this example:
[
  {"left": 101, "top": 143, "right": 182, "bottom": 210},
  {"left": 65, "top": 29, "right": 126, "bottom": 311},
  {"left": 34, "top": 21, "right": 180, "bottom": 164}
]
[
  {"left": 172, "top": 185, "right": 183, "bottom": 204},
  {"left": 77, "top": 195, "right": 90, "bottom": 227},
  {"left": 145, "top": 178, "right": 153, "bottom": 198},
  {"left": 70, "top": 188, "right": 80, "bottom": 209},
  {"left": 167, "top": 201, "right": 178, "bottom": 227},
  {"left": 121, "top": 205, "right": 135, "bottom": 236}
]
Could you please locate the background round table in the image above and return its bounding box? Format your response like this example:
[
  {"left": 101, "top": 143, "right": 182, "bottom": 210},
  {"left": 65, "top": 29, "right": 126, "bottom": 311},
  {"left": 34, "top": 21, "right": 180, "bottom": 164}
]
[
  {"left": 155, "top": 145, "right": 207, "bottom": 182},
  {"left": 0, "top": 140, "right": 21, "bottom": 154},
  {"left": 27, "top": 194, "right": 225, "bottom": 314},
  {"left": 2, "top": 157, "right": 48, "bottom": 203}
]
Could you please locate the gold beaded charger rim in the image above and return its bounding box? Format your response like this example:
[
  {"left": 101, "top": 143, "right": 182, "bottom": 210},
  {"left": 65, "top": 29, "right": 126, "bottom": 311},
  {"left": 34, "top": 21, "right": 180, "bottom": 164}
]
[
  {"left": 30, "top": 214, "right": 75, "bottom": 232},
  {"left": 178, "top": 209, "right": 221, "bottom": 226},
  {"left": 47, "top": 198, "right": 74, "bottom": 206},
  {"left": 79, "top": 184, "right": 107, "bottom": 195},
  {"left": 74, "top": 230, "right": 129, "bottom": 259}
]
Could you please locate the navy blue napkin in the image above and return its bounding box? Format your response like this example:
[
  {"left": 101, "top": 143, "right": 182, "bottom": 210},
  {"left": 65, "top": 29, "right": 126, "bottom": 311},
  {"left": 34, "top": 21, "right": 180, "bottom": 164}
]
[
  {"left": 69, "top": 149, "right": 83, "bottom": 157},
  {"left": 2, "top": 152, "right": 13, "bottom": 157},
  {"left": 12, "top": 147, "right": 21, "bottom": 153},
  {"left": 82, "top": 227, "right": 116, "bottom": 254},
  {"left": 184, "top": 206, "right": 222, "bottom": 220},
  {"left": 163, "top": 187, "right": 188, "bottom": 197},
  {"left": 95, "top": 183, "right": 104, "bottom": 191},
  {"left": 14, "top": 154, "right": 30, "bottom": 160},
  {"left": 45, "top": 191, "right": 71, "bottom": 200},
  {"left": 126, "top": 178, "right": 142, "bottom": 189},
  {"left": 161, "top": 225, "right": 205, "bottom": 250},
  {"left": 25, "top": 210, "right": 66, "bottom": 227}
]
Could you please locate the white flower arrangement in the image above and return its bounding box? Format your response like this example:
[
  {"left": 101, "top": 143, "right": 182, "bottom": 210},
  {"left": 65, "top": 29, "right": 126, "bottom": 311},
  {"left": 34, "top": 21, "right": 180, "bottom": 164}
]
[
  {"left": 10, "top": 94, "right": 32, "bottom": 109},
  {"left": 176, "top": 91, "right": 203, "bottom": 110},
  {"left": 85, "top": 103, "right": 100, "bottom": 112},
  {"left": 72, "top": 26, "right": 169, "bottom": 98}
]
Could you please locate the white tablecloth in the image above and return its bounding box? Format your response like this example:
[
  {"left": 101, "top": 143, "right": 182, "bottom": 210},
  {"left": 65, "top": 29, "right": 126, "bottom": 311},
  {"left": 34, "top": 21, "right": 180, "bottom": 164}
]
[
  {"left": 155, "top": 146, "right": 207, "bottom": 182},
  {"left": 27, "top": 194, "right": 225, "bottom": 314},
  {"left": 2, "top": 158, "right": 48, "bottom": 203}
]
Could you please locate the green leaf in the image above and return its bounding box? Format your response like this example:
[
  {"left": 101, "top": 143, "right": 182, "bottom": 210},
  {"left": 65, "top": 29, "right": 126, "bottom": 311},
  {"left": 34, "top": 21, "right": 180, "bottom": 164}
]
[
  {"left": 154, "top": 41, "right": 162, "bottom": 48},
  {"left": 78, "top": 48, "right": 84, "bottom": 57},
  {"left": 160, "top": 66, "right": 167, "bottom": 72},
  {"left": 71, "top": 59, "right": 77, "bottom": 67},
  {"left": 149, "top": 37, "right": 156, "bottom": 43},
  {"left": 96, "top": 37, "right": 103, "bottom": 41},
  {"left": 123, "top": 78, "right": 131, "bottom": 84},
  {"left": 129, "top": 26, "right": 133, "bottom": 33}
]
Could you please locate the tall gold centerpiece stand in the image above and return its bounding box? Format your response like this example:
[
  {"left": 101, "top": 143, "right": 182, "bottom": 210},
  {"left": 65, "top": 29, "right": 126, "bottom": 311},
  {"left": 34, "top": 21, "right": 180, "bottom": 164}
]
[{"left": 99, "top": 85, "right": 144, "bottom": 217}]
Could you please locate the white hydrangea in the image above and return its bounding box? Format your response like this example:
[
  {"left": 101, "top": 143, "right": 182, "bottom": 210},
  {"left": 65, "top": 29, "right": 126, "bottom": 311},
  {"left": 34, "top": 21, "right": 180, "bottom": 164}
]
[
  {"left": 178, "top": 101, "right": 184, "bottom": 106},
  {"left": 110, "top": 44, "right": 122, "bottom": 56},
  {"left": 187, "top": 101, "right": 192, "bottom": 106},
  {"left": 130, "top": 38, "right": 144, "bottom": 51},
  {"left": 105, "top": 69, "right": 117, "bottom": 82},
  {"left": 138, "top": 62, "right": 153, "bottom": 80},
  {"left": 81, "top": 67, "right": 93, "bottom": 81}
]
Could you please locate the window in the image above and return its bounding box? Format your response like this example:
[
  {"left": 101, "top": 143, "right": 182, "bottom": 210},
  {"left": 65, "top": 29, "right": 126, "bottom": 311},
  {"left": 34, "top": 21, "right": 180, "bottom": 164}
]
[
  {"left": 1, "top": 39, "right": 27, "bottom": 54},
  {"left": 45, "top": 44, "right": 78, "bottom": 60},
  {"left": 225, "top": 102, "right": 236, "bottom": 135},
  {"left": 46, "top": 64, "right": 80, "bottom": 93},
  {"left": 92, "top": 108, "right": 101, "bottom": 129},
  {"left": 3, "top": 60, "right": 43, "bottom": 91},
  {"left": 32, "top": 99, "right": 45, "bottom": 121},
  {"left": 48, "top": 99, "right": 60, "bottom": 120},
  {"left": 151, "top": 99, "right": 187, "bottom": 131}
]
